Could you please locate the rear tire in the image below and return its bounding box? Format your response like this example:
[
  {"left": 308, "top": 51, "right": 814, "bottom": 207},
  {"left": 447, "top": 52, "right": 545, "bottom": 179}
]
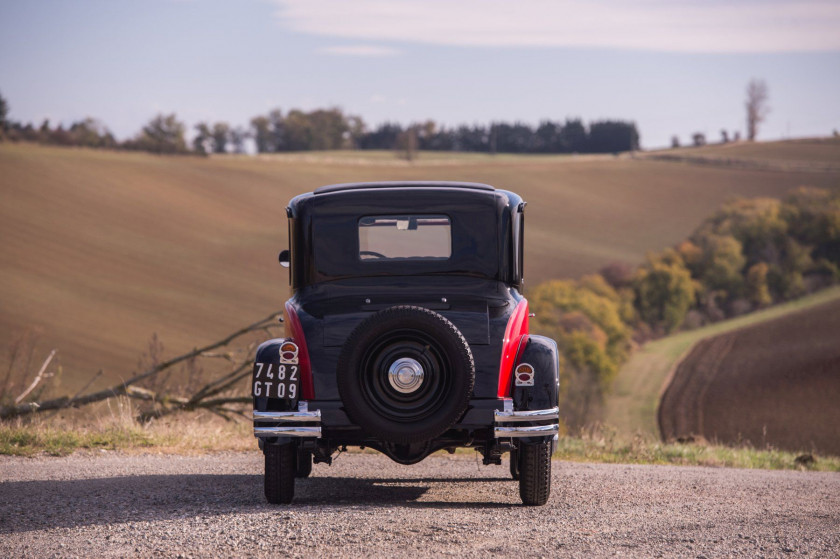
[
  {"left": 518, "top": 441, "right": 551, "bottom": 506},
  {"left": 265, "top": 443, "right": 296, "bottom": 504},
  {"left": 509, "top": 448, "right": 520, "bottom": 480},
  {"left": 296, "top": 450, "right": 312, "bottom": 479}
]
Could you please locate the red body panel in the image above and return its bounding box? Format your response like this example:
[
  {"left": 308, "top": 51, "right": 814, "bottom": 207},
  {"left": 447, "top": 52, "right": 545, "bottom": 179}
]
[
  {"left": 285, "top": 301, "right": 315, "bottom": 400},
  {"left": 497, "top": 299, "right": 529, "bottom": 397}
]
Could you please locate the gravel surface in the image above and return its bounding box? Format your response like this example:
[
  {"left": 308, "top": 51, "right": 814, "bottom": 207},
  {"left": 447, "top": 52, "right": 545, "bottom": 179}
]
[{"left": 1, "top": 451, "right": 838, "bottom": 558}]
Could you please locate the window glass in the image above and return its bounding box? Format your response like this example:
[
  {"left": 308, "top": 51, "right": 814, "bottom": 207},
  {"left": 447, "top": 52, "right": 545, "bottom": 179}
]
[{"left": 358, "top": 215, "right": 451, "bottom": 260}]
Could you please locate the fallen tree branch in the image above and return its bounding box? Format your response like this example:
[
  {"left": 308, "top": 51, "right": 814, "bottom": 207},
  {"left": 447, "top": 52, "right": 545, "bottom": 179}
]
[
  {"left": 135, "top": 394, "right": 252, "bottom": 423},
  {"left": 0, "top": 311, "right": 281, "bottom": 420},
  {"left": 14, "top": 349, "right": 56, "bottom": 404}
]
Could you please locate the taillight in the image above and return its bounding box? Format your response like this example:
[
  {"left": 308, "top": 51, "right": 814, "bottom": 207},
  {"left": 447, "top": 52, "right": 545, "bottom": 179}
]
[
  {"left": 284, "top": 301, "right": 315, "bottom": 399},
  {"left": 497, "top": 299, "right": 529, "bottom": 397}
]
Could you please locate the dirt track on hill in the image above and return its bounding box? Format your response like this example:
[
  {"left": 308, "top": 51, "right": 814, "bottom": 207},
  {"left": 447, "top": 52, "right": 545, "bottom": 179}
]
[
  {"left": 2, "top": 452, "right": 839, "bottom": 558},
  {"left": 659, "top": 298, "right": 840, "bottom": 455}
]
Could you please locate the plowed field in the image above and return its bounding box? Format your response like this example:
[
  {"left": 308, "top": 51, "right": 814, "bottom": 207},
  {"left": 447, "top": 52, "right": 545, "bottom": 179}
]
[
  {"left": 3, "top": 142, "right": 840, "bottom": 389},
  {"left": 658, "top": 298, "right": 840, "bottom": 455}
]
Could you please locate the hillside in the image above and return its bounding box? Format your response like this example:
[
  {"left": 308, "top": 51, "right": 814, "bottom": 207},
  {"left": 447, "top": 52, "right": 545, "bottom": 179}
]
[
  {"left": 2, "top": 142, "right": 839, "bottom": 390},
  {"left": 643, "top": 137, "right": 840, "bottom": 173},
  {"left": 658, "top": 295, "right": 840, "bottom": 455},
  {"left": 603, "top": 286, "right": 840, "bottom": 439}
]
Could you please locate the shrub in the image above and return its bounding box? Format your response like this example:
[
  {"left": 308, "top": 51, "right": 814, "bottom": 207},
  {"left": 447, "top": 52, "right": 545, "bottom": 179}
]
[{"left": 632, "top": 252, "right": 696, "bottom": 333}]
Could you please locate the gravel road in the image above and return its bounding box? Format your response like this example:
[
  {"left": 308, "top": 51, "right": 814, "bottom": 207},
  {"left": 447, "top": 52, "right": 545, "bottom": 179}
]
[{"left": 1, "top": 451, "right": 838, "bottom": 558}]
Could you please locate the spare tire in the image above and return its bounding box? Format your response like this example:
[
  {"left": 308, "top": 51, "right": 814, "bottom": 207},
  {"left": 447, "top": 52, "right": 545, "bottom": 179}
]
[{"left": 337, "top": 306, "right": 475, "bottom": 444}]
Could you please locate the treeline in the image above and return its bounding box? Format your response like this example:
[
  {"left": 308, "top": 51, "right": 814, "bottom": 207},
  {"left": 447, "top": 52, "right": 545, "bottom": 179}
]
[
  {"left": 0, "top": 91, "right": 640, "bottom": 155},
  {"left": 531, "top": 186, "right": 840, "bottom": 429},
  {"left": 1, "top": 117, "right": 119, "bottom": 149},
  {"left": 0, "top": 113, "right": 193, "bottom": 155},
  {"left": 243, "top": 109, "right": 639, "bottom": 154}
]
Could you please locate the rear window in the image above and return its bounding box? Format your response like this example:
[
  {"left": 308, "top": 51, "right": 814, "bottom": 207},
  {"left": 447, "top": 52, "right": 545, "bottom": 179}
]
[{"left": 358, "top": 215, "right": 451, "bottom": 261}]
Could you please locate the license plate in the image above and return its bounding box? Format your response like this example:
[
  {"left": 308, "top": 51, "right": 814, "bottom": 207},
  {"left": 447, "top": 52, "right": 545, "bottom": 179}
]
[{"left": 252, "top": 362, "right": 300, "bottom": 400}]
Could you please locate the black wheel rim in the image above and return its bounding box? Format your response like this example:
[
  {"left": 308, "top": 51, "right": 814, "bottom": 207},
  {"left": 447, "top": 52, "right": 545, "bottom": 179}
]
[{"left": 358, "top": 328, "right": 452, "bottom": 423}]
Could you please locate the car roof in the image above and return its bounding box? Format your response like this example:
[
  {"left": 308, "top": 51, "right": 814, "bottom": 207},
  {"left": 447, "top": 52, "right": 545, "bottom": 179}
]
[{"left": 313, "top": 181, "right": 496, "bottom": 195}]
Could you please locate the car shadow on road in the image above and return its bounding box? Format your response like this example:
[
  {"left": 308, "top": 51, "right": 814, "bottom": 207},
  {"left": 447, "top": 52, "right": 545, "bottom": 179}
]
[{"left": 1, "top": 473, "right": 517, "bottom": 533}]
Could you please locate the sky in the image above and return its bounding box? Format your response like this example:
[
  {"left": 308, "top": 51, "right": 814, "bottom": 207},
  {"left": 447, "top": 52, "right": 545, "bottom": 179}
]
[{"left": 1, "top": 0, "right": 839, "bottom": 149}]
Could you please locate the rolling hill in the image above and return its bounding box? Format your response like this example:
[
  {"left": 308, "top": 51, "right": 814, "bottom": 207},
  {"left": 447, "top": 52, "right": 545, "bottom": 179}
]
[
  {"left": 2, "top": 141, "right": 839, "bottom": 390},
  {"left": 658, "top": 294, "right": 840, "bottom": 455},
  {"left": 603, "top": 286, "right": 840, "bottom": 440}
]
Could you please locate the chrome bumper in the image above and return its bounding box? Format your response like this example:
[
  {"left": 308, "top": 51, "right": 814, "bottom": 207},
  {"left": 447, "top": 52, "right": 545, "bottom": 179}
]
[
  {"left": 494, "top": 405, "right": 560, "bottom": 438},
  {"left": 253, "top": 403, "right": 321, "bottom": 438}
]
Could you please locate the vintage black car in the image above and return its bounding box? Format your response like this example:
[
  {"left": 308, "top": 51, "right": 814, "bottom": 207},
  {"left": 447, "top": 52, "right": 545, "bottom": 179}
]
[{"left": 252, "top": 181, "right": 560, "bottom": 505}]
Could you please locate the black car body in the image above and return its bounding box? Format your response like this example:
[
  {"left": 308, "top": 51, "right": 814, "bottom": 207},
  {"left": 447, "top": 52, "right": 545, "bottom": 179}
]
[{"left": 253, "top": 181, "right": 560, "bottom": 505}]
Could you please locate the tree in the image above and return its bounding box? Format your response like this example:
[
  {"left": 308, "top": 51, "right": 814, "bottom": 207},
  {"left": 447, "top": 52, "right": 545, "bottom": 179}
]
[
  {"left": 696, "top": 234, "right": 746, "bottom": 298},
  {"left": 211, "top": 122, "right": 230, "bottom": 154},
  {"left": 746, "top": 262, "right": 772, "bottom": 307},
  {"left": 250, "top": 116, "right": 273, "bottom": 153},
  {"left": 68, "top": 118, "right": 116, "bottom": 148},
  {"left": 229, "top": 126, "right": 248, "bottom": 154},
  {"left": 559, "top": 119, "right": 587, "bottom": 152},
  {"left": 397, "top": 125, "right": 418, "bottom": 161},
  {"left": 588, "top": 120, "right": 639, "bottom": 153},
  {"left": 192, "top": 122, "right": 212, "bottom": 155},
  {"left": 0, "top": 91, "right": 8, "bottom": 135},
  {"left": 745, "top": 79, "right": 769, "bottom": 141},
  {"left": 633, "top": 252, "right": 696, "bottom": 333},
  {"left": 129, "top": 114, "right": 188, "bottom": 154}
]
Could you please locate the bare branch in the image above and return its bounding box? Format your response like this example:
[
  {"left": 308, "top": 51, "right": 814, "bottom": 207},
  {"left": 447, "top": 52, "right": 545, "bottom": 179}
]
[
  {"left": 0, "top": 311, "right": 281, "bottom": 420},
  {"left": 14, "top": 349, "right": 56, "bottom": 404},
  {"left": 188, "top": 360, "right": 253, "bottom": 403},
  {"left": 199, "top": 351, "right": 234, "bottom": 361}
]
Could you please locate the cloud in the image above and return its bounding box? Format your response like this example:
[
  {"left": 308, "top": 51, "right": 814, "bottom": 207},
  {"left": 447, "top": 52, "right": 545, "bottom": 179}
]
[
  {"left": 275, "top": 0, "right": 840, "bottom": 53},
  {"left": 317, "top": 45, "right": 401, "bottom": 57}
]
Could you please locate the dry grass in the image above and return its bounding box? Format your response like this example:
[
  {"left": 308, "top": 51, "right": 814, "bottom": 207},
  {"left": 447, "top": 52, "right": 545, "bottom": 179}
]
[
  {"left": 661, "top": 136, "right": 840, "bottom": 165},
  {"left": 0, "top": 398, "right": 252, "bottom": 457},
  {"left": 2, "top": 141, "right": 840, "bottom": 391},
  {"left": 4, "top": 405, "right": 837, "bottom": 473},
  {"left": 554, "top": 426, "right": 840, "bottom": 472}
]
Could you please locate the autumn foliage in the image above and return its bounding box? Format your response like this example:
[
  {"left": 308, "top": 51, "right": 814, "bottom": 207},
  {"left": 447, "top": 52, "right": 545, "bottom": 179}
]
[{"left": 531, "top": 187, "right": 840, "bottom": 428}]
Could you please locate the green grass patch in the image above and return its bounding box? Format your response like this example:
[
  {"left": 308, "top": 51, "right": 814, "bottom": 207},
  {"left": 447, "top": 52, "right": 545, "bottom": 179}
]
[
  {"left": 603, "top": 285, "right": 840, "bottom": 438},
  {"left": 0, "top": 424, "right": 155, "bottom": 457},
  {"left": 554, "top": 432, "right": 840, "bottom": 471}
]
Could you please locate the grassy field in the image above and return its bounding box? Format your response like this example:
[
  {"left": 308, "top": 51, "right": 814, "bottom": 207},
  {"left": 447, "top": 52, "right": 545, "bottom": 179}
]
[
  {"left": 665, "top": 136, "right": 840, "bottom": 165},
  {"left": 643, "top": 137, "right": 840, "bottom": 172},
  {"left": 603, "top": 286, "right": 840, "bottom": 439},
  {"left": 3, "top": 409, "right": 838, "bottom": 472},
  {"left": 2, "top": 141, "right": 840, "bottom": 391}
]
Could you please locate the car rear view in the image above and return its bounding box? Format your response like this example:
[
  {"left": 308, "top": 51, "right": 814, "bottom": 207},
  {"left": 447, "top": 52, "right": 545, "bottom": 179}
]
[{"left": 252, "top": 182, "right": 560, "bottom": 505}]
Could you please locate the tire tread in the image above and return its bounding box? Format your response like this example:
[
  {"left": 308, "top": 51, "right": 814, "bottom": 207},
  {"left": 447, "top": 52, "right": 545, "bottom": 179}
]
[
  {"left": 518, "top": 441, "right": 551, "bottom": 506},
  {"left": 265, "top": 443, "right": 296, "bottom": 504}
]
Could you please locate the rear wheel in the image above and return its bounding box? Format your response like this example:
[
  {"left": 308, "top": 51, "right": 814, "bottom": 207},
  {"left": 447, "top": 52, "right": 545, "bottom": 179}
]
[
  {"left": 518, "top": 441, "right": 551, "bottom": 506},
  {"left": 296, "top": 450, "right": 312, "bottom": 479},
  {"left": 265, "top": 443, "right": 296, "bottom": 504},
  {"left": 509, "top": 448, "right": 520, "bottom": 480}
]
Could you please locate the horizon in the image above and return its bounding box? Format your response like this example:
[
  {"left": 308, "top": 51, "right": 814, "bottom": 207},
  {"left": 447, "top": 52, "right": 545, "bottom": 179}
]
[{"left": 1, "top": 0, "right": 839, "bottom": 149}]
